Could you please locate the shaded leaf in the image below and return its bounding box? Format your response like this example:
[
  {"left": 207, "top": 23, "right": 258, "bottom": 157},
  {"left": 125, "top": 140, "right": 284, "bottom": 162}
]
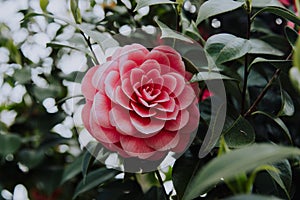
[
  {"left": 196, "top": 0, "right": 244, "bottom": 25},
  {"left": 223, "top": 194, "right": 284, "bottom": 200},
  {"left": 0, "top": 134, "right": 22, "bottom": 156},
  {"left": 190, "top": 71, "right": 233, "bottom": 82},
  {"left": 278, "top": 90, "right": 294, "bottom": 117},
  {"left": 223, "top": 115, "right": 255, "bottom": 148},
  {"left": 73, "top": 168, "right": 119, "bottom": 199},
  {"left": 14, "top": 68, "right": 31, "bottom": 84},
  {"left": 252, "top": 111, "right": 292, "bottom": 144},
  {"left": 18, "top": 149, "right": 44, "bottom": 169},
  {"left": 251, "top": 7, "right": 300, "bottom": 27},
  {"left": 134, "top": 0, "right": 175, "bottom": 11},
  {"left": 248, "top": 39, "right": 284, "bottom": 56},
  {"left": 267, "top": 160, "right": 292, "bottom": 200},
  {"left": 183, "top": 144, "right": 300, "bottom": 200},
  {"left": 205, "top": 33, "right": 251, "bottom": 64},
  {"left": 284, "top": 26, "right": 299, "bottom": 49},
  {"left": 294, "top": 37, "right": 300, "bottom": 71},
  {"left": 155, "top": 19, "right": 193, "bottom": 43},
  {"left": 251, "top": 0, "right": 284, "bottom": 7},
  {"left": 60, "top": 154, "right": 84, "bottom": 185}
]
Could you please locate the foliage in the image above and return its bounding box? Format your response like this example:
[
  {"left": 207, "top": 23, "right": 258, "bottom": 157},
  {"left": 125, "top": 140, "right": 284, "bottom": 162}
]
[{"left": 1, "top": 0, "right": 300, "bottom": 199}]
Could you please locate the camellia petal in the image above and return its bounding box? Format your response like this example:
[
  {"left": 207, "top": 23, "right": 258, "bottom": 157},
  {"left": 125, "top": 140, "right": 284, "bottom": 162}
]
[
  {"left": 164, "top": 110, "right": 189, "bottom": 131},
  {"left": 145, "top": 50, "right": 170, "bottom": 66},
  {"left": 90, "top": 118, "right": 120, "bottom": 143},
  {"left": 176, "top": 85, "right": 196, "bottom": 110},
  {"left": 145, "top": 130, "right": 179, "bottom": 151},
  {"left": 92, "top": 92, "right": 111, "bottom": 127},
  {"left": 82, "top": 100, "right": 93, "bottom": 133},
  {"left": 105, "top": 70, "right": 120, "bottom": 101},
  {"left": 120, "top": 135, "right": 155, "bottom": 159},
  {"left": 82, "top": 66, "right": 99, "bottom": 101}
]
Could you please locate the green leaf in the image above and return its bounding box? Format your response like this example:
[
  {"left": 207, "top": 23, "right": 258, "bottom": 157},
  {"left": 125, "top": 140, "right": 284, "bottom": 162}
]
[
  {"left": 284, "top": 26, "right": 299, "bottom": 49},
  {"left": 155, "top": 19, "right": 193, "bottom": 43},
  {"left": 172, "top": 154, "right": 201, "bottom": 199},
  {"left": 73, "top": 168, "right": 119, "bottom": 199},
  {"left": 251, "top": 7, "right": 300, "bottom": 27},
  {"left": 251, "top": 0, "right": 284, "bottom": 8},
  {"left": 60, "top": 154, "right": 84, "bottom": 185},
  {"left": 82, "top": 149, "right": 95, "bottom": 184},
  {"left": 267, "top": 160, "right": 292, "bottom": 200},
  {"left": 249, "top": 57, "right": 292, "bottom": 71},
  {"left": 13, "top": 68, "right": 32, "bottom": 84},
  {"left": 18, "top": 149, "right": 44, "bottom": 169},
  {"left": 278, "top": 90, "right": 294, "bottom": 117},
  {"left": 196, "top": 0, "right": 244, "bottom": 25},
  {"left": 223, "top": 115, "right": 255, "bottom": 148},
  {"left": 190, "top": 71, "right": 233, "bottom": 82},
  {"left": 39, "top": 0, "right": 49, "bottom": 12},
  {"left": 252, "top": 111, "right": 292, "bottom": 144},
  {"left": 0, "top": 134, "right": 22, "bottom": 156},
  {"left": 47, "top": 42, "right": 95, "bottom": 60},
  {"left": 205, "top": 33, "right": 251, "bottom": 64},
  {"left": 223, "top": 194, "right": 284, "bottom": 200},
  {"left": 289, "top": 67, "right": 300, "bottom": 93},
  {"left": 294, "top": 37, "right": 300, "bottom": 71},
  {"left": 248, "top": 39, "right": 284, "bottom": 56},
  {"left": 134, "top": 0, "right": 175, "bottom": 12},
  {"left": 182, "top": 144, "right": 300, "bottom": 200},
  {"left": 70, "top": 0, "right": 82, "bottom": 24}
]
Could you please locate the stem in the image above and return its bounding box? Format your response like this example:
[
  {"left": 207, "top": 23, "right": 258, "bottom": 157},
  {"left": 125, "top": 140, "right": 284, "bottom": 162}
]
[
  {"left": 244, "top": 68, "right": 281, "bottom": 117},
  {"left": 80, "top": 30, "right": 100, "bottom": 65},
  {"left": 241, "top": 12, "right": 252, "bottom": 114},
  {"left": 155, "top": 170, "right": 169, "bottom": 200}
]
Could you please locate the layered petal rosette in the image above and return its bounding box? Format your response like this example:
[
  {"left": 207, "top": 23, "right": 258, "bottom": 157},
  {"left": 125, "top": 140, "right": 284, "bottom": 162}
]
[{"left": 81, "top": 44, "right": 200, "bottom": 160}]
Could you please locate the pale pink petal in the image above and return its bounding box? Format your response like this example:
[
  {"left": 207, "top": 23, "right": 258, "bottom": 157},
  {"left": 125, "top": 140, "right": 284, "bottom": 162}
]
[
  {"left": 92, "top": 61, "right": 118, "bottom": 92},
  {"left": 164, "top": 110, "right": 189, "bottom": 131},
  {"left": 172, "top": 132, "right": 191, "bottom": 153},
  {"left": 105, "top": 71, "right": 120, "bottom": 101},
  {"left": 146, "top": 69, "right": 161, "bottom": 80},
  {"left": 92, "top": 92, "right": 111, "bottom": 127},
  {"left": 140, "top": 59, "right": 161, "bottom": 73},
  {"left": 168, "top": 72, "right": 185, "bottom": 97},
  {"left": 176, "top": 85, "right": 196, "bottom": 110},
  {"left": 82, "top": 100, "right": 93, "bottom": 133},
  {"left": 120, "top": 135, "right": 155, "bottom": 159},
  {"left": 180, "top": 101, "right": 200, "bottom": 134},
  {"left": 162, "top": 74, "right": 177, "bottom": 93},
  {"left": 90, "top": 118, "right": 120, "bottom": 143},
  {"left": 115, "top": 86, "right": 132, "bottom": 110},
  {"left": 154, "top": 45, "right": 185, "bottom": 75},
  {"left": 82, "top": 66, "right": 99, "bottom": 101},
  {"left": 120, "top": 60, "right": 138, "bottom": 80},
  {"left": 110, "top": 105, "right": 138, "bottom": 136},
  {"left": 146, "top": 50, "right": 170, "bottom": 66},
  {"left": 133, "top": 82, "right": 142, "bottom": 97},
  {"left": 130, "top": 111, "right": 165, "bottom": 136},
  {"left": 145, "top": 130, "right": 179, "bottom": 151},
  {"left": 131, "top": 102, "right": 156, "bottom": 117},
  {"left": 130, "top": 68, "right": 144, "bottom": 86},
  {"left": 138, "top": 97, "right": 158, "bottom": 108},
  {"left": 122, "top": 78, "right": 136, "bottom": 102}
]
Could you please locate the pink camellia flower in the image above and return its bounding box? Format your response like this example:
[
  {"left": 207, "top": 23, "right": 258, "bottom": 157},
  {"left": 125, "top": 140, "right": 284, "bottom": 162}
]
[{"left": 81, "top": 44, "right": 200, "bottom": 160}]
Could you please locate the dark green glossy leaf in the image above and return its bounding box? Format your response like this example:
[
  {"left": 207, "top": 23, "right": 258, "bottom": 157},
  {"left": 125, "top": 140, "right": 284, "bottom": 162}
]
[
  {"left": 223, "top": 115, "right": 255, "bottom": 148},
  {"left": 190, "top": 71, "right": 233, "bottom": 82},
  {"left": 223, "top": 194, "right": 284, "bottom": 200},
  {"left": 60, "top": 154, "right": 84, "bottom": 185},
  {"left": 155, "top": 19, "right": 193, "bottom": 43},
  {"left": 251, "top": 0, "right": 284, "bottom": 7},
  {"left": 172, "top": 155, "right": 201, "bottom": 199},
  {"left": 249, "top": 57, "right": 292, "bottom": 71},
  {"left": 252, "top": 111, "right": 292, "bottom": 144},
  {"left": 284, "top": 26, "right": 299, "bottom": 49},
  {"left": 278, "top": 90, "right": 294, "bottom": 117},
  {"left": 267, "top": 160, "right": 292, "bottom": 199},
  {"left": 205, "top": 33, "right": 251, "bottom": 64},
  {"left": 294, "top": 37, "right": 300, "bottom": 71},
  {"left": 196, "top": 0, "right": 244, "bottom": 25},
  {"left": 134, "top": 0, "right": 175, "bottom": 11},
  {"left": 248, "top": 39, "right": 284, "bottom": 56},
  {"left": 0, "top": 134, "right": 22, "bottom": 156},
  {"left": 182, "top": 144, "right": 300, "bottom": 200},
  {"left": 289, "top": 67, "right": 300, "bottom": 93},
  {"left": 73, "top": 168, "right": 119, "bottom": 199},
  {"left": 18, "top": 149, "right": 44, "bottom": 169},
  {"left": 251, "top": 7, "right": 300, "bottom": 27}
]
